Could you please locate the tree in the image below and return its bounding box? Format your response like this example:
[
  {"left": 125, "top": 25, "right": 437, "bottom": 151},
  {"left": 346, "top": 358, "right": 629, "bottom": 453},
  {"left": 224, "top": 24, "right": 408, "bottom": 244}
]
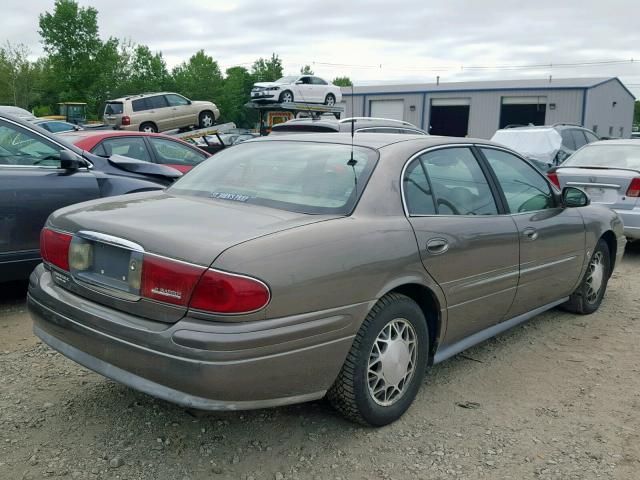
[
  {"left": 172, "top": 50, "right": 223, "bottom": 100},
  {"left": 0, "top": 42, "right": 42, "bottom": 108},
  {"left": 634, "top": 100, "right": 640, "bottom": 127},
  {"left": 218, "top": 66, "right": 256, "bottom": 127},
  {"left": 300, "top": 65, "right": 314, "bottom": 75},
  {"left": 332, "top": 76, "right": 353, "bottom": 87},
  {"left": 127, "top": 45, "right": 169, "bottom": 94},
  {"left": 251, "top": 53, "right": 283, "bottom": 82},
  {"left": 38, "top": 0, "right": 101, "bottom": 102}
]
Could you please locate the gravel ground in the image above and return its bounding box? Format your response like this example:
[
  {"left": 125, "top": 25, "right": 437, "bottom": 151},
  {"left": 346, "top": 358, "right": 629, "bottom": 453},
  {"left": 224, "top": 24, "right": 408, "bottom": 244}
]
[{"left": 1, "top": 244, "right": 639, "bottom": 480}]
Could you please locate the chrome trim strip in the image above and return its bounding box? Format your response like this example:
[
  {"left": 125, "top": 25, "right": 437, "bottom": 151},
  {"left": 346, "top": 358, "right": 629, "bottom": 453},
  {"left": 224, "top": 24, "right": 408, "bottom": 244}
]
[
  {"left": 77, "top": 231, "right": 145, "bottom": 252},
  {"left": 566, "top": 181, "right": 620, "bottom": 189}
]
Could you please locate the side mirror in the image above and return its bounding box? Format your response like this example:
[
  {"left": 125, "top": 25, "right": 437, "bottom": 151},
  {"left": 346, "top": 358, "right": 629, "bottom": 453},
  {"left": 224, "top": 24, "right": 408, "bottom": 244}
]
[
  {"left": 59, "top": 149, "right": 86, "bottom": 170},
  {"left": 295, "top": 80, "right": 304, "bottom": 85},
  {"left": 562, "top": 186, "right": 590, "bottom": 208}
]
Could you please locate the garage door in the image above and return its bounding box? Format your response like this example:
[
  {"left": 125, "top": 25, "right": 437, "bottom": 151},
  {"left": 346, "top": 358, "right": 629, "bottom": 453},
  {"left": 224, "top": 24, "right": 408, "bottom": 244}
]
[
  {"left": 429, "top": 98, "right": 471, "bottom": 137},
  {"left": 499, "top": 96, "right": 547, "bottom": 128},
  {"left": 370, "top": 100, "right": 404, "bottom": 121}
]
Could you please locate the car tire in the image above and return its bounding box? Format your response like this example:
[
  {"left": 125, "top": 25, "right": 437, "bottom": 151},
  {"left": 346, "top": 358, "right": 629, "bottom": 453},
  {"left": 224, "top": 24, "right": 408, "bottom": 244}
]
[
  {"left": 139, "top": 122, "right": 157, "bottom": 133},
  {"left": 279, "top": 90, "right": 294, "bottom": 103},
  {"left": 562, "top": 238, "right": 610, "bottom": 315},
  {"left": 324, "top": 94, "right": 336, "bottom": 106},
  {"left": 199, "top": 111, "right": 215, "bottom": 129},
  {"left": 327, "top": 293, "right": 429, "bottom": 426}
]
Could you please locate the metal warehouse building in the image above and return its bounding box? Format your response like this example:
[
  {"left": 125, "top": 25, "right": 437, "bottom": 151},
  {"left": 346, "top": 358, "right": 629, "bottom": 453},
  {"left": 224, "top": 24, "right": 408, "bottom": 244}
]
[{"left": 340, "top": 77, "right": 635, "bottom": 139}]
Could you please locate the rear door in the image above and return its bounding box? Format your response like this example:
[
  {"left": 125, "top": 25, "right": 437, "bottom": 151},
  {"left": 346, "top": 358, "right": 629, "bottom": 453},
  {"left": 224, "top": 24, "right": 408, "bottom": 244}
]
[
  {"left": 480, "top": 147, "right": 585, "bottom": 317},
  {"left": 0, "top": 118, "right": 99, "bottom": 278},
  {"left": 403, "top": 146, "right": 519, "bottom": 345}
]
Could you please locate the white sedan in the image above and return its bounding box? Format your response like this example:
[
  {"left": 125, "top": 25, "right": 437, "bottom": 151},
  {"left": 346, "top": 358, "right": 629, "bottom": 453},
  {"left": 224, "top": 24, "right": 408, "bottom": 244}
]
[{"left": 251, "top": 75, "right": 342, "bottom": 105}]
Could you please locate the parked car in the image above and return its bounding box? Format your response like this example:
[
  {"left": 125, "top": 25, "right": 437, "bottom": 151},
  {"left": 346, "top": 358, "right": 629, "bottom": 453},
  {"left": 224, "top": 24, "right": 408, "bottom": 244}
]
[
  {"left": 631, "top": 131, "right": 640, "bottom": 139},
  {"left": 33, "top": 119, "right": 82, "bottom": 133},
  {"left": 0, "top": 105, "right": 37, "bottom": 121},
  {"left": 491, "top": 124, "right": 600, "bottom": 170},
  {"left": 548, "top": 140, "right": 640, "bottom": 240},
  {"left": 251, "top": 75, "right": 342, "bottom": 105},
  {"left": 60, "top": 130, "right": 211, "bottom": 173},
  {"left": 0, "top": 112, "right": 181, "bottom": 282},
  {"left": 103, "top": 92, "right": 220, "bottom": 133},
  {"left": 28, "top": 133, "right": 624, "bottom": 426},
  {"left": 270, "top": 117, "right": 428, "bottom": 135}
]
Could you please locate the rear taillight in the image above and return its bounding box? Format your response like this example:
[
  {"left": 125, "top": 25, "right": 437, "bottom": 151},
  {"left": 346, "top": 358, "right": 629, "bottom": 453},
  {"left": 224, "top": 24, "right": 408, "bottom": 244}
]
[
  {"left": 121, "top": 115, "right": 131, "bottom": 126},
  {"left": 627, "top": 178, "right": 640, "bottom": 197},
  {"left": 140, "top": 255, "right": 205, "bottom": 306},
  {"left": 40, "top": 228, "right": 72, "bottom": 271},
  {"left": 189, "top": 269, "right": 270, "bottom": 314},
  {"left": 547, "top": 172, "right": 560, "bottom": 189}
]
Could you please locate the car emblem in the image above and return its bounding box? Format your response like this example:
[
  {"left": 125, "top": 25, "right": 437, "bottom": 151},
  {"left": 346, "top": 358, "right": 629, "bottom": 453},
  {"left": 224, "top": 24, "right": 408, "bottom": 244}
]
[{"left": 589, "top": 176, "right": 597, "bottom": 183}]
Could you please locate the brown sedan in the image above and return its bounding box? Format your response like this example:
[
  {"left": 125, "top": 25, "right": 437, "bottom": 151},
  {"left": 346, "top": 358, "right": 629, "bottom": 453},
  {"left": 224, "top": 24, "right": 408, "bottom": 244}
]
[{"left": 28, "top": 134, "right": 625, "bottom": 426}]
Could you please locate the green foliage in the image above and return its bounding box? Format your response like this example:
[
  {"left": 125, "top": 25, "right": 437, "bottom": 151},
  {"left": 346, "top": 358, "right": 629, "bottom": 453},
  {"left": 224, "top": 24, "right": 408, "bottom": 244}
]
[
  {"left": 6, "top": 0, "right": 328, "bottom": 128},
  {"left": 300, "top": 65, "right": 314, "bottom": 75},
  {"left": 332, "top": 76, "right": 353, "bottom": 87},
  {"left": 251, "top": 54, "right": 283, "bottom": 82},
  {"left": 634, "top": 101, "right": 640, "bottom": 127}
]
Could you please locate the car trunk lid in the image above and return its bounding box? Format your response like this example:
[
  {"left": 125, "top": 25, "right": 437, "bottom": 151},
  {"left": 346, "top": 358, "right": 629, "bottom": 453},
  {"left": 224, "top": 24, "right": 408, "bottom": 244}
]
[
  {"left": 47, "top": 191, "right": 341, "bottom": 322},
  {"left": 556, "top": 167, "right": 640, "bottom": 209}
]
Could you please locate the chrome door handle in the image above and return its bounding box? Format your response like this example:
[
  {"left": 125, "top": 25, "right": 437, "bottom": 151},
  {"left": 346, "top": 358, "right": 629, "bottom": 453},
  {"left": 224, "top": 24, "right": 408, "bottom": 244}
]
[
  {"left": 523, "top": 227, "right": 538, "bottom": 241},
  {"left": 426, "top": 238, "right": 449, "bottom": 255}
]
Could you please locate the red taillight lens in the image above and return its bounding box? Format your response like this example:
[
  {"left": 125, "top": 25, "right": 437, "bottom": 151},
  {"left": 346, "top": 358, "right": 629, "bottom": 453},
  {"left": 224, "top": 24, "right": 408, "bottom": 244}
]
[
  {"left": 627, "top": 177, "right": 640, "bottom": 197},
  {"left": 140, "top": 256, "right": 205, "bottom": 306},
  {"left": 547, "top": 172, "right": 560, "bottom": 189},
  {"left": 121, "top": 115, "right": 131, "bottom": 126},
  {"left": 189, "top": 269, "right": 270, "bottom": 314},
  {"left": 40, "top": 228, "right": 72, "bottom": 271}
]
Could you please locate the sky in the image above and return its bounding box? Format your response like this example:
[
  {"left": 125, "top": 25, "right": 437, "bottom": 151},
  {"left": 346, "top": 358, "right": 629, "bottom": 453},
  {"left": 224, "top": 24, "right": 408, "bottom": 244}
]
[{"left": 3, "top": 0, "right": 640, "bottom": 97}]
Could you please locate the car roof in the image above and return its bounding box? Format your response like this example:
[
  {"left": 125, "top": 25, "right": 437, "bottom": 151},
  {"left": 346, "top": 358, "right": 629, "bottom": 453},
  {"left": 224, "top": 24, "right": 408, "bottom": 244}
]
[
  {"left": 59, "top": 130, "right": 170, "bottom": 139},
  {"left": 586, "top": 139, "right": 640, "bottom": 147},
  {"left": 254, "top": 132, "right": 492, "bottom": 150},
  {"left": 106, "top": 92, "right": 177, "bottom": 102}
]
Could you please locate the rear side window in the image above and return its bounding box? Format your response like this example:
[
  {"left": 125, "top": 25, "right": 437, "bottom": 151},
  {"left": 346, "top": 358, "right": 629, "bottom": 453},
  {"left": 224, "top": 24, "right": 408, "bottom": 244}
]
[
  {"left": 560, "top": 130, "right": 576, "bottom": 150},
  {"left": 100, "top": 137, "right": 151, "bottom": 162},
  {"left": 312, "top": 77, "right": 328, "bottom": 85},
  {"left": 104, "top": 102, "right": 123, "bottom": 115},
  {"left": 404, "top": 147, "right": 498, "bottom": 216},
  {"left": 481, "top": 148, "right": 554, "bottom": 213},
  {"left": 585, "top": 131, "right": 599, "bottom": 143},
  {"left": 132, "top": 99, "right": 147, "bottom": 112},
  {"left": 149, "top": 138, "right": 207, "bottom": 166},
  {"left": 571, "top": 130, "right": 588, "bottom": 149},
  {"left": 148, "top": 95, "right": 169, "bottom": 109}
]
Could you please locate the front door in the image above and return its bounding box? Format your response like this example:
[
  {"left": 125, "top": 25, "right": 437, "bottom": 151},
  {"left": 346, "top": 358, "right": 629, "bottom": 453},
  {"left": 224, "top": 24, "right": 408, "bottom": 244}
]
[
  {"left": 0, "top": 119, "right": 99, "bottom": 278},
  {"left": 479, "top": 147, "right": 586, "bottom": 317},
  {"left": 403, "top": 146, "right": 519, "bottom": 345}
]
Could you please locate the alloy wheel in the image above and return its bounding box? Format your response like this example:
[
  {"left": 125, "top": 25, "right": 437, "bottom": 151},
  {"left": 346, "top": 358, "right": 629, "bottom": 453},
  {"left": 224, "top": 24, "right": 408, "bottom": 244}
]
[
  {"left": 201, "top": 114, "right": 213, "bottom": 127},
  {"left": 282, "top": 92, "right": 293, "bottom": 103},
  {"left": 585, "top": 251, "right": 605, "bottom": 304},
  {"left": 326, "top": 95, "right": 335, "bottom": 106},
  {"left": 367, "top": 318, "right": 417, "bottom": 406}
]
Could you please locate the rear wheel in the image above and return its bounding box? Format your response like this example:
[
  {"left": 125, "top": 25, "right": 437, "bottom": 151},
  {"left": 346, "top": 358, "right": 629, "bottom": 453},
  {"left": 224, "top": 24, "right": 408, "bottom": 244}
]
[
  {"left": 562, "top": 239, "right": 610, "bottom": 314},
  {"left": 279, "top": 90, "right": 294, "bottom": 103},
  {"left": 199, "top": 111, "right": 215, "bottom": 128},
  {"left": 328, "top": 293, "right": 429, "bottom": 426},
  {"left": 139, "top": 122, "right": 157, "bottom": 133},
  {"left": 325, "top": 94, "right": 336, "bottom": 106}
]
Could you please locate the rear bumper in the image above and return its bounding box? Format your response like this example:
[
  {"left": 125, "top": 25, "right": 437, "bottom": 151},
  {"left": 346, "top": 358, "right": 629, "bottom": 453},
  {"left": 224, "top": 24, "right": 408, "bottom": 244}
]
[
  {"left": 28, "top": 265, "right": 363, "bottom": 410},
  {"left": 613, "top": 207, "right": 640, "bottom": 239}
]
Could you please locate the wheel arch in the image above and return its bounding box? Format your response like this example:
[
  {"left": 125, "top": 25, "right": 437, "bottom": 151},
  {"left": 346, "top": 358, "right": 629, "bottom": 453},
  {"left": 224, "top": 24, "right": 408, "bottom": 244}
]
[
  {"left": 384, "top": 282, "right": 444, "bottom": 365},
  {"left": 139, "top": 121, "right": 157, "bottom": 132},
  {"left": 600, "top": 230, "right": 617, "bottom": 274}
]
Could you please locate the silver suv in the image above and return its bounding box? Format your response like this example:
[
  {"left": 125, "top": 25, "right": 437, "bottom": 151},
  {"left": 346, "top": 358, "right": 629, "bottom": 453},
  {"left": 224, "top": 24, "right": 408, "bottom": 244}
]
[{"left": 103, "top": 92, "right": 220, "bottom": 133}]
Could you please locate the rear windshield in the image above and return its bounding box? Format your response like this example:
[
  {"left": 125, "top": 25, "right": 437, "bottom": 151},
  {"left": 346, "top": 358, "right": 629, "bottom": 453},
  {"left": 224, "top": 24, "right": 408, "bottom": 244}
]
[
  {"left": 104, "top": 102, "right": 123, "bottom": 115},
  {"left": 270, "top": 124, "right": 338, "bottom": 134},
  {"left": 563, "top": 144, "right": 640, "bottom": 170},
  {"left": 169, "top": 141, "right": 378, "bottom": 214}
]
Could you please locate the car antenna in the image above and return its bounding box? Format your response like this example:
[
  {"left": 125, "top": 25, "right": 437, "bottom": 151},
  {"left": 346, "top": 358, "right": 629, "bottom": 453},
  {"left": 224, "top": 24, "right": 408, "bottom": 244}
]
[{"left": 347, "top": 84, "right": 358, "bottom": 199}]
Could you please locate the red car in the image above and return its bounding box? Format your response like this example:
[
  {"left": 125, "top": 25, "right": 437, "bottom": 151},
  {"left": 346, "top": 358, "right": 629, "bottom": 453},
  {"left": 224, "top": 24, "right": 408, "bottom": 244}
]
[{"left": 59, "top": 130, "right": 211, "bottom": 173}]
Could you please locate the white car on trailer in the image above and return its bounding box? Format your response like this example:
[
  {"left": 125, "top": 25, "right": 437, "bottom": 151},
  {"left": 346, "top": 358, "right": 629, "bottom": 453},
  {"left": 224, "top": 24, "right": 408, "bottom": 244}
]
[{"left": 251, "top": 75, "right": 342, "bottom": 106}]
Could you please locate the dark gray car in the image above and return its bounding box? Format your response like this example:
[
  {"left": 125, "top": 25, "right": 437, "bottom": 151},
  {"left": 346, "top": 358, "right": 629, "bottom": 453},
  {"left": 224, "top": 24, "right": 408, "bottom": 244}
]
[
  {"left": 28, "top": 133, "right": 625, "bottom": 426},
  {"left": 0, "top": 113, "right": 181, "bottom": 281}
]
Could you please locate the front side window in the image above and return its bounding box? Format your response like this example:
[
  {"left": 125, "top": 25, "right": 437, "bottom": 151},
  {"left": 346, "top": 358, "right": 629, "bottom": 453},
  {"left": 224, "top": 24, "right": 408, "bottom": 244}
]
[
  {"left": 165, "top": 94, "right": 190, "bottom": 107},
  {"left": 482, "top": 148, "right": 555, "bottom": 213},
  {"left": 100, "top": 137, "right": 151, "bottom": 162},
  {"left": 149, "top": 138, "right": 207, "bottom": 166},
  {"left": 0, "top": 120, "right": 62, "bottom": 167},
  {"left": 170, "top": 141, "right": 377, "bottom": 215},
  {"left": 299, "top": 77, "right": 312, "bottom": 85}
]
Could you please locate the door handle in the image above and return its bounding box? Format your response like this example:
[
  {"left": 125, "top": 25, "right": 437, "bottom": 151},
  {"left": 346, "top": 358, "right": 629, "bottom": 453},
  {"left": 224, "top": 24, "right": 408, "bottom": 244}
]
[
  {"left": 523, "top": 227, "right": 538, "bottom": 241},
  {"left": 426, "top": 238, "right": 449, "bottom": 255}
]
